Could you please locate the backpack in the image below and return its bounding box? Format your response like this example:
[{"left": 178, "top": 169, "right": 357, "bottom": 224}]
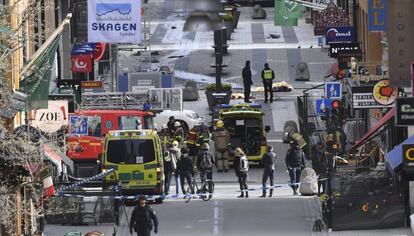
[
  {"left": 199, "top": 152, "right": 212, "bottom": 170},
  {"left": 240, "top": 155, "right": 249, "bottom": 172}
]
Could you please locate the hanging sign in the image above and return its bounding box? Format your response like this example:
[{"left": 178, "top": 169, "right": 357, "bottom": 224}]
[
  {"left": 396, "top": 97, "right": 414, "bottom": 126},
  {"left": 71, "top": 54, "right": 93, "bottom": 73},
  {"left": 88, "top": 0, "right": 141, "bottom": 43},
  {"left": 33, "top": 101, "right": 68, "bottom": 133},
  {"left": 368, "top": 0, "right": 387, "bottom": 31},
  {"left": 351, "top": 81, "right": 397, "bottom": 109},
  {"left": 325, "top": 27, "right": 355, "bottom": 44},
  {"left": 325, "top": 82, "right": 342, "bottom": 99}
]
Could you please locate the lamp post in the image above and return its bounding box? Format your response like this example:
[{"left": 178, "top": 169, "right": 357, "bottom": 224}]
[{"left": 184, "top": 0, "right": 225, "bottom": 90}]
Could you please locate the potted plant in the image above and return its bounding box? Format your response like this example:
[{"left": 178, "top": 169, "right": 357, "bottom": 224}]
[
  {"left": 222, "top": 13, "right": 234, "bottom": 40},
  {"left": 205, "top": 83, "right": 232, "bottom": 110}
]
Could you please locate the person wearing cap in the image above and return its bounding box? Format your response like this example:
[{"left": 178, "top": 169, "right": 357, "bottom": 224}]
[
  {"left": 173, "top": 121, "right": 184, "bottom": 146},
  {"left": 285, "top": 141, "right": 306, "bottom": 195},
  {"left": 177, "top": 147, "right": 194, "bottom": 194},
  {"left": 211, "top": 120, "right": 230, "bottom": 172},
  {"left": 168, "top": 141, "right": 181, "bottom": 195},
  {"left": 130, "top": 195, "right": 159, "bottom": 236},
  {"left": 196, "top": 143, "right": 215, "bottom": 183},
  {"left": 261, "top": 63, "right": 275, "bottom": 103}
]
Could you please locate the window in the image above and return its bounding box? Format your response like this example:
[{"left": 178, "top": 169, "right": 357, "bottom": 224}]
[
  {"left": 87, "top": 116, "right": 102, "bottom": 137},
  {"left": 119, "top": 116, "right": 142, "bottom": 130},
  {"left": 144, "top": 116, "right": 154, "bottom": 129},
  {"left": 107, "top": 139, "right": 155, "bottom": 164}
]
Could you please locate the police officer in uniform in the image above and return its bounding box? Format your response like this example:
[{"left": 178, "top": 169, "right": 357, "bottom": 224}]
[
  {"left": 130, "top": 195, "right": 159, "bottom": 236},
  {"left": 261, "top": 63, "right": 275, "bottom": 103}
]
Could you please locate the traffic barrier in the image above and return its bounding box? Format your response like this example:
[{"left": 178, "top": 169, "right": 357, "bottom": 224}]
[{"left": 58, "top": 169, "right": 115, "bottom": 192}]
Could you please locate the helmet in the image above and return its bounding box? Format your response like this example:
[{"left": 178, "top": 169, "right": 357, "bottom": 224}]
[
  {"left": 202, "top": 143, "right": 209, "bottom": 150},
  {"left": 172, "top": 140, "right": 179, "bottom": 147},
  {"left": 138, "top": 195, "right": 147, "bottom": 201},
  {"left": 174, "top": 121, "right": 181, "bottom": 127},
  {"left": 216, "top": 120, "right": 224, "bottom": 129}
]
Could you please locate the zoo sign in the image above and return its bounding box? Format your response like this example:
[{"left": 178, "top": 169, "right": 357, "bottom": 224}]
[{"left": 33, "top": 101, "right": 68, "bottom": 133}]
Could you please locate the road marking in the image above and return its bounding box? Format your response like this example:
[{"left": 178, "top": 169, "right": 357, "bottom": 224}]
[
  {"left": 213, "top": 201, "right": 223, "bottom": 236},
  {"left": 267, "top": 139, "right": 284, "bottom": 143}
]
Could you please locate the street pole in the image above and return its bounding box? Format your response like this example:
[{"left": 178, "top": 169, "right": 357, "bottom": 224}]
[{"left": 214, "top": 29, "right": 223, "bottom": 91}]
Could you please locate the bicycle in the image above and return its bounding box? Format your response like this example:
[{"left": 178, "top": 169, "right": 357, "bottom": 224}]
[{"left": 184, "top": 169, "right": 215, "bottom": 203}]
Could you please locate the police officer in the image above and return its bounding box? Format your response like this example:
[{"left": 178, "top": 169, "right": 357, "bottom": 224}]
[
  {"left": 261, "top": 63, "right": 275, "bottom": 103},
  {"left": 130, "top": 195, "right": 158, "bottom": 236},
  {"left": 285, "top": 141, "right": 306, "bottom": 195},
  {"left": 211, "top": 120, "right": 230, "bottom": 172},
  {"left": 260, "top": 146, "right": 277, "bottom": 198}
]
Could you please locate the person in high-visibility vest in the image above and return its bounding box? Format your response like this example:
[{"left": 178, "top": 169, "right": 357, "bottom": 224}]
[
  {"left": 188, "top": 121, "right": 204, "bottom": 165},
  {"left": 261, "top": 63, "right": 275, "bottom": 103}
]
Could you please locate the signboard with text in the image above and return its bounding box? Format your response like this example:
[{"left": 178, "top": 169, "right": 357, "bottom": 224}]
[
  {"left": 396, "top": 97, "right": 414, "bottom": 126},
  {"left": 81, "top": 81, "right": 104, "bottom": 93},
  {"left": 368, "top": 0, "right": 387, "bottom": 31},
  {"left": 403, "top": 144, "right": 414, "bottom": 173},
  {"left": 351, "top": 84, "right": 396, "bottom": 109},
  {"left": 325, "top": 26, "right": 355, "bottom": 44},
  {"left": 329, "top": 43, "right": 360, "bottom": 58}
]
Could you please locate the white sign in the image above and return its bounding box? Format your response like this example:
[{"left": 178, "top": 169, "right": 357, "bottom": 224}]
[
  {"left": 33, "top": 101, "right": 68, "bottom": 133},
  {"left": 312, "top": 0, "right": 337, "bottom": 7},
  {"left": 88, "top": 0, "right": 141, "bottom": 43}
]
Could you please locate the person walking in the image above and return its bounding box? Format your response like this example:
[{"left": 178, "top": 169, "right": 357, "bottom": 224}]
[
  {"left": 260, "top": 146, "right": 277, "bottom": 198},
  {"left": 177, "top": 147, "right": 194, "bottom": 194},
  {"left": 261, "top": 63, "right": 275, "bottom": 103},
  {"left": 242, "top": 60, "right": 253, "bottom": 103},
  {"left": 167, "top": 116, "right": 176, "bottom": 137},
  {"left": 130, "top": 195, "right": 158, "bottom": 236},
  {"left": 285, "top": 141, "right": 306, "bottom": 195},
  {"left": 168, "top": 141, "right": 181, "bottom": 195},
  {"left": 234, "top": 148, "right": 249, "bottom": 198},
  {"left": 211, "top": 120, "right": 230, "bottom": 172},
  {"left": 196, "top": 143, "right": 215, "bottom": 183}
]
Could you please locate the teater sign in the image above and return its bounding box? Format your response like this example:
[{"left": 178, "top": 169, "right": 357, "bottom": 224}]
[{"left": 88, "top": 0, "right": 141, "bottom": 43}]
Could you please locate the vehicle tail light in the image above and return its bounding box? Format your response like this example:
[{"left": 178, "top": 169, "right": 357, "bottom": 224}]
[{"left": 261, "top": 137, "right": 267, "bottom": 146}]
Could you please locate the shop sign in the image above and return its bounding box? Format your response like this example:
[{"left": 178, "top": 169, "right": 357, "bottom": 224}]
[
  {"left": 81, "top": 81, "right": 103, "bottom": 93},
  {"left": 32, "top": 101, "right": 68, "bottom": 133},
  {"left": 351, "top": 84, "right": 396, "bottom": 109},
  {"left": 314, "top": 4, "right": 349, "bottom": 36},
  {"left": 325, "top": 26, "right": 355, "bottom": 44},
  {"left": 403, "top": 144, "right": 414, "bottom": 173},
  {"left": 372, "top": 80, "right": 398, "bottom": 106},
  {"left": 368, "top": 0, "right": 387, "bottom": 31},
  {"left": 396, "top": 97, "right": 414, "bottom": 126},
  {"left": 351, "top": 74, "right": 388, "bottom": 82},
  {"left": 387, "top": 0, "right": 414, "bottom": 88},
  {"left": 312, "top": 0, "right": 336, "bottom": 7},
  {"left": 329, "top": 43, "right": 360, "bottom": 58}
]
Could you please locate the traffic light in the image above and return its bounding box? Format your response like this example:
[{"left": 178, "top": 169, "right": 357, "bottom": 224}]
[{"left": 331, "top": 99, "right": 341, "bottom": 110}]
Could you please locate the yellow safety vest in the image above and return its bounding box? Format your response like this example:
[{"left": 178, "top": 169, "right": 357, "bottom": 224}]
[{"left": 263, "top": 70, "right": 273, "bottom": 80}]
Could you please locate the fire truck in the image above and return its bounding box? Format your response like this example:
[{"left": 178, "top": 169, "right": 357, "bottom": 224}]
[{"left": 66, "top": 90, "right": 182, "bottom": 177}]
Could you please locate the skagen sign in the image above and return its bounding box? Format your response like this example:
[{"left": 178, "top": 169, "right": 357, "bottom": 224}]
[{"left": 387, "top": 0, "right": 414, "bottom": 88}]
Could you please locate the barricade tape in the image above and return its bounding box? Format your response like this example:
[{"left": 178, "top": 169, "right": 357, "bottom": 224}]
[
  {"left": 58, "top": 169, "right": 115, "bottom": 192},
  {"left": 56, "top": 182, "right": 303, "bottom": 201}
]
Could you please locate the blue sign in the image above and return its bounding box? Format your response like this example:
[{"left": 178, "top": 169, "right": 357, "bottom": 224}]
[
  {"left": 69, "top": 115, "right": 88, "bottom": 135},
  {"left": 316, "top": 99, "right": 332, "bottom": 116},
  {"left": 325, "top": 82, "right": 342, "bottom": 99},
  {"left": 368, "top": 0, "right": 387, "bottom": 31},
  {"left": 325, "top": 27, "right": 355, "bottom": 44}
]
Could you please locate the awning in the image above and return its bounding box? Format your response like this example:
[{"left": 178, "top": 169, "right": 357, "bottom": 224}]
[
  {"left": 351, "top": 108, "right": 395, "bottom": 151},
  {"left": 385, "top": 135, "right": 414, "bottom": 174}
]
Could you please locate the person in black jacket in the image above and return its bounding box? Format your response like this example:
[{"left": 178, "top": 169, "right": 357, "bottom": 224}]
[
  {"left": 285, "top": 141, "right": 306, "bottom": 195},
  {"left": 196, "top": 143, "right": 215, "bottom": 183},
  {"left": 177, "top": 147, "right": 194, "bottom": 194},
  {"left": 234, "top": 147, "right": 249, "bottom": 198},
  {"left": 242, "top": 60, "right": 253, "bottom": 103},
  {"left": 130, "top": 195, "right": 159, "bottom": 236},
  {"left": 260, "top": 146, "right": 277, "bottom": 197}
]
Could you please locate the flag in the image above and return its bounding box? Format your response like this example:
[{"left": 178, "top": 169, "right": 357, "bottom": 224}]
[
  {"left": 275, "top": 0, "right": 302, "bottom": 26},
  {"left": 43, "top": 176, "right": 55, "bottom": 198},
  {"left": 20, "top": 36, "right": 61, "bottom": 111}
]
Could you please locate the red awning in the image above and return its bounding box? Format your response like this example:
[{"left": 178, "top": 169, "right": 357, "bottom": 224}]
[{"left": 351, "top": 107, "right": 395, "bottom": 150}]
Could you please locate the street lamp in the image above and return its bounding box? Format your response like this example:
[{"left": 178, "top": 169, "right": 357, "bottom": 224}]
[{"left": 184, "top": 0, "right": 225, "bottom": 90}]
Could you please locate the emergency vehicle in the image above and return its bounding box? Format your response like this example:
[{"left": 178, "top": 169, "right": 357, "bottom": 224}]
[
  {"left": 217, "top": 103, "right": 270, "bottom": 162},
  {"left": 102, "top": 130, "right": 164, "bottom": 199}
]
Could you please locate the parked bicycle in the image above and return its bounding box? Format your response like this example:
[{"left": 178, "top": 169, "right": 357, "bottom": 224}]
[{"left": 184, "top": 169, "right": 214, "bottom": 203}]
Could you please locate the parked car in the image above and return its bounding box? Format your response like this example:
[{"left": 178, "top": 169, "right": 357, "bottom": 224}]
[{"left": 154, "top": 109, "right": 206, "bottom": 134}]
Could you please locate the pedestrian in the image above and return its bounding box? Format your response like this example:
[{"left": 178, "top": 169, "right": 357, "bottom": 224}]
[
  {"left": 168, "top": 141, "right": 181, "bottom": 195},
  {"left": 242, "top": 60, "right": 253, "bottom": 103},
  {"left": 167, "top": 116, "right": 176, "bottom": 137},
  {"left": 312, "top": 142, "right": 326, "bottom": 195},
  {"left": 260, "top": 145, "right": 277, "bottom": 198},
  {"left": 163, "top": 150, "right": 176, "bottom": 195},
  {"left": 130, "top": 195, "right": 158, "bottom": 236},
  {"left": 173, "top": 121, "right": 184, "bottom": 146},
  {"left": 188, "top": 121, "right": 204, "bottom": 166},
  {"left": 234, "top": 147, "right": 249, "bottom": 198},
  {"left": 261, "top": 63, "right": 275, "bottom": 103},
  {"left": 177, "top": 147, "right": 194, "bottom": 194},
  {"left": 196, "top": 143, "right": 215, "bottom": 183},
  {"left": 211, "top": 120, "right": 230, "bottom": 172},
  {"left": 285, "top": 141, "right": 306, "bottom": 195}
]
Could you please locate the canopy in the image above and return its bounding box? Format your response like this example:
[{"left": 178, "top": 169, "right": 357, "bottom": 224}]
[
  {"left": 351, "top": 108, "right": 395, "bottom": 151},
  {"left": 384, "top": 135, "right": 414, "bottom": 175}
]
